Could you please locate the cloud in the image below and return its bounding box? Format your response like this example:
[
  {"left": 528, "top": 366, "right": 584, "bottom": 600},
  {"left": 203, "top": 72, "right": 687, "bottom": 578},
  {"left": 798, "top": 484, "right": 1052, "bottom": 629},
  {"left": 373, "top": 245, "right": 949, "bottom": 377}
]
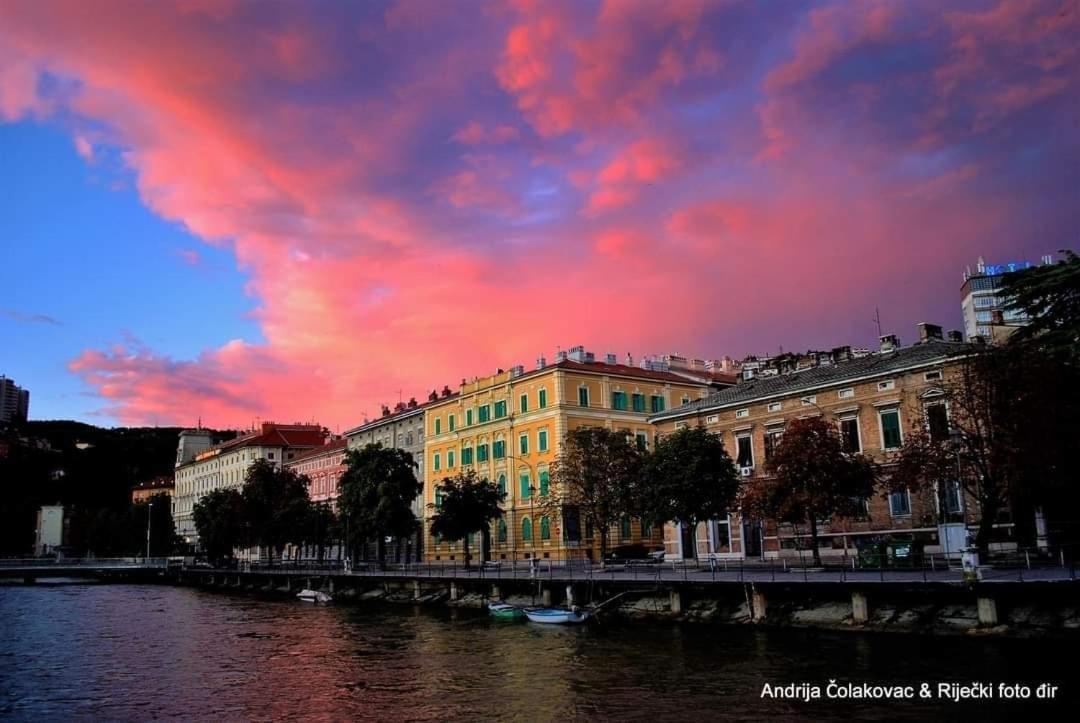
[
  {"left": 0, "top": 0, "right": 1076, "bottom": 428},
  {"left": 1, "top": 308, "right": 62, "bottom": 326}
]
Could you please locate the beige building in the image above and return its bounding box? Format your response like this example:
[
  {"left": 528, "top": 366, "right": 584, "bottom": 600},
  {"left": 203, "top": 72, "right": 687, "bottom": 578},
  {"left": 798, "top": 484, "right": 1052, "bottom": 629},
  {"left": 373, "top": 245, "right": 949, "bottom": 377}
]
[
  {"left": 423, "top": 348, "right": 713, "bottom": 564},
  {"left": 651, "top": 324, "right": 979, "bottom": 561}
]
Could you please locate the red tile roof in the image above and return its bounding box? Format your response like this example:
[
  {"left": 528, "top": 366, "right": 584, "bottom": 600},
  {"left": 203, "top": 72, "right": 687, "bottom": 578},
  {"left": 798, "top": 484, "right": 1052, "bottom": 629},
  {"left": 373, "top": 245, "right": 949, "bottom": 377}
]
[
  {"left": 285, "top": 437, "right": 348, "bottom": 463},
  {"left": 545, "top": 359, "right": 708, "bottom": 385},
  {"left": 217, "top": 424, "right": 326, "bottom": 452}
]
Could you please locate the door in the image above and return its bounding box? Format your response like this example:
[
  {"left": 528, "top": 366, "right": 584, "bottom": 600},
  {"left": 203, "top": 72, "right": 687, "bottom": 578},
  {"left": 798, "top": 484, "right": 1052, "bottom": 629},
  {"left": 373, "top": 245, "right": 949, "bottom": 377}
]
[
  {"left": 743, "top": 520, "right": 763, "bottom": 558},
  {"left": 680, "top": 522, "right": 696, "bottom": 559}
]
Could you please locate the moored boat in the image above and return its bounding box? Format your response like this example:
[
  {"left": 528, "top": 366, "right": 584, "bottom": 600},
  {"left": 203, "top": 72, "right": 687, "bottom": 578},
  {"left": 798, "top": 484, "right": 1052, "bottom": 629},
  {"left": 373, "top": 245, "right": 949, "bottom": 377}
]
[
  {"left": 297, "top": 589, "right": 333, "bottom": 603},
  {"left": 523, "top": 607, "right": 590, "bottom": 624},
  {"left": 488, "top": 601, "right": 525, "bottom": 619}
]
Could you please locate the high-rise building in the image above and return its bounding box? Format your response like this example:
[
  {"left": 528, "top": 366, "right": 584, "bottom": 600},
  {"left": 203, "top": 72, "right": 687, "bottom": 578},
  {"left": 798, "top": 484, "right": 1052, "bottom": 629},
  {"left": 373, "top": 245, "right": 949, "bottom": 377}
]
[
  {"left": 0, "top": 375, "right": 30, "bottom": 424},
  {"left": 960, "top": 255, "right": 1054, "bottom": 340}
]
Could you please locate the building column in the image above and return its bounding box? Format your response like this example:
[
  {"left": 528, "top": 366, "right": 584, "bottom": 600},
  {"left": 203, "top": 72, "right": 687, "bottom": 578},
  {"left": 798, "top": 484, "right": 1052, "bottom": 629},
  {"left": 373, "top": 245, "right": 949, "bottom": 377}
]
[
  {"left": 751, "top": 587, "right": 767, "bottom": 621},
  {"left": 851, "top": 591, "right": 869, "bottom": 623},
  {"left": 670, "top": 589, "right": 683, "bottom": 615},
  {"left": 413, "top": 580, "right": 421, "bottom": 600},
  {"left": 450, "top": 581, "right": 459, "bottom": 601}
]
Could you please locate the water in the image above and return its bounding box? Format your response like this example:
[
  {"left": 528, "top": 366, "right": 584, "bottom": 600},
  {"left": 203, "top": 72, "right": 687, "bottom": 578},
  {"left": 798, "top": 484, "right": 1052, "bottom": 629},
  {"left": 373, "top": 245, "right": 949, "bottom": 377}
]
[{"left": 0, "top": 584, "right": 1074, "bottom": 721}]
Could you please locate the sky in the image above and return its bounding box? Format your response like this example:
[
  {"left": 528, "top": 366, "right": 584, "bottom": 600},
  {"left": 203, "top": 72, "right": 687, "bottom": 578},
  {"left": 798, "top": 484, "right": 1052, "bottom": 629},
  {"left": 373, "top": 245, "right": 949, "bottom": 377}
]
[{"left": 0, "top": 0, "right": 1077, "bottom": 430}]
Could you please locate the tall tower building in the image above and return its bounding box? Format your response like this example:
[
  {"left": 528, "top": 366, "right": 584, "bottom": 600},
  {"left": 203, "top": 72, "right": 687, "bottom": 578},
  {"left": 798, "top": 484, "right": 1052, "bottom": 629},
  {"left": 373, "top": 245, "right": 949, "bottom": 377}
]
[{"left": 0, "top": 375, "right": 29, "bottom": 424}]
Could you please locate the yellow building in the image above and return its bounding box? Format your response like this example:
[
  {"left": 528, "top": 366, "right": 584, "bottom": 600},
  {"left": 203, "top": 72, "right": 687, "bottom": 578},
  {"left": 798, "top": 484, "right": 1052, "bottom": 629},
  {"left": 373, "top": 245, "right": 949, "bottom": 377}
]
[{"left": 422, "top": 349, "right": 713, "bottom": 564}]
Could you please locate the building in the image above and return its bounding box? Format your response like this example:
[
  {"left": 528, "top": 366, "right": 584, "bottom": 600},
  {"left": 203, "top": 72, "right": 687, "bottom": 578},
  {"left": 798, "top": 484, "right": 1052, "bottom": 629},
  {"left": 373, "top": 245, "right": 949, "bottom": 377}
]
[
  {"left": 172, "top": 422, "right": 326, "bottom": 545},
  {"left": 422, "top": 347, "right": 713, "bottom": 564},
  {"left": 0, "top": 375, "right": 30, "bottom": 424},
  {"left": 132, "top": 475, "right": 174, "bottom": 504},
  {"left": 961, "top": 255, "right": 1054, "bottom": 340},
  {"left": 650, "top": 324, "right": 982, "bottom": 561},
  {"left": 35, "top": 505, "right": 64, "bottom": 556},
  {"left": 284, "top": 437, "right": 348, "bottom": 506},
  {"left": 344, "top": 396, "right": 432, "bottom": 562}
]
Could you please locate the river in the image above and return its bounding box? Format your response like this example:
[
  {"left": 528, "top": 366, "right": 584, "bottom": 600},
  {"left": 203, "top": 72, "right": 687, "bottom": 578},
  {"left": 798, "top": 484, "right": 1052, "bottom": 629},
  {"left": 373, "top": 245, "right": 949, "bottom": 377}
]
[{"left": 0, "top": 583, "right": 1074, "bottom": 720}]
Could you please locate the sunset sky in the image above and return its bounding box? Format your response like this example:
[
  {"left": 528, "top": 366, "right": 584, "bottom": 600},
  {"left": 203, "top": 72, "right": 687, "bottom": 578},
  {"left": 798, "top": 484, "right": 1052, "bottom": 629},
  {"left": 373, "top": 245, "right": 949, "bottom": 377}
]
[{"left": 1, "top": 0, "right": 1077, "bottom": 430}]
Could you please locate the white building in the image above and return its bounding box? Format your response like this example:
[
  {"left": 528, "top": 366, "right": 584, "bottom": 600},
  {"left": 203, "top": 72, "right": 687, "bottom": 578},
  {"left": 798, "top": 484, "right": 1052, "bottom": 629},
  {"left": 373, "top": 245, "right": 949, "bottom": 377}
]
[
  {"left": 960, "top": 255, "right": 1053, "bottom": 340},
  {"left": 35, "top": 505, "right": 64, "bottom": 556},
  {"left": 172, "top": 423, "right": 326, "bottom": 545}
]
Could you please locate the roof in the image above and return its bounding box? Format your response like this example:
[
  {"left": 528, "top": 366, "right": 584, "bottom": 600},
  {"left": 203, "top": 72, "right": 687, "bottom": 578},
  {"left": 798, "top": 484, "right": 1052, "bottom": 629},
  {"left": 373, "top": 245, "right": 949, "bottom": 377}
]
[
  {"left": 548, "top": 359, "right": 710, "bottom": 385},
  {"left": 343, "top": 396, "right": 447, "bottom": 437},
  {"left": 285, "top": 437, "right": 348, "bottom": 463},
  {"left": 650, "top": 339, "right": 975, "bottom": 422},
  {"left": 216, "top": 425, "right": 325, "bottom": 452}
]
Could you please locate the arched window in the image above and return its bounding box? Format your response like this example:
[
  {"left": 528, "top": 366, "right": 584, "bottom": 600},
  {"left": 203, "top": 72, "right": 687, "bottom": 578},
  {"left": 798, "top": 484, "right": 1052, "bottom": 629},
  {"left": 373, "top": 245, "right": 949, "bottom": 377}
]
[
  {"left": 520, "top": 472, "right": 531, "bottom": 499},
  {"left": 522, "top": 517, "right": 532, "bottom": 542},
  {"left": 497, "top": 473, "right": 507, "bottom": 495},
  {"left": 540, "top": 516, "right": 551, "bottom": 540},
  {"left": 539, "top": 470, "right": 550, "bottom": 496},
  {"left": 620, "top": 515, "right": 632, "bottom": 540},
  {"left": 497, "top": 518, "right": 507, "bottom": 543},
  {"left": 434, "top": 487, "right": 443, "bottom": 508}
]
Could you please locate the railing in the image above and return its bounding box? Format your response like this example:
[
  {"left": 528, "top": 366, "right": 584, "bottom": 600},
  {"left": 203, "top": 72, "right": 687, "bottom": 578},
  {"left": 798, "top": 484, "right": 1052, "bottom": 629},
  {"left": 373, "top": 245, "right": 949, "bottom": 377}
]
[{"left": 0, "top": 557, "right": 171, "bottom": 569}]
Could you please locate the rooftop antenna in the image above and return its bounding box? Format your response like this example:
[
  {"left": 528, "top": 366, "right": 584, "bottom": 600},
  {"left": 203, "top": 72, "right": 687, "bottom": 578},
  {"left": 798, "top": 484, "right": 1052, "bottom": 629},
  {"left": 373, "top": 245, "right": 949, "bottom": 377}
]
[{"left": 873, "top": 307, "right": 883, "bottom": 338}]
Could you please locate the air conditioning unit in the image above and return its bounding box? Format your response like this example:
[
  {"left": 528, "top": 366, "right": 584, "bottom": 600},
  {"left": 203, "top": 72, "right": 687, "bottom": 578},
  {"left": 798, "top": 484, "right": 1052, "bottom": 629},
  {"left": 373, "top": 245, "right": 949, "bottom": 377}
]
[{"left": 740, "top": 467, "right": 753, "bottom": 477}]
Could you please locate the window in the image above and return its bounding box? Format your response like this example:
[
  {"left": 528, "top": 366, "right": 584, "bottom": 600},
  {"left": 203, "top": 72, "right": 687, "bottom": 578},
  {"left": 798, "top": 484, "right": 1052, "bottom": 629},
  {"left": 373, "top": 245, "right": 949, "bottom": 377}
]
[
  {"left": 611, "top": 391, "right": 628, "bottom": 410},
  {"left": 522, "top": 517, "right": 532, "bottom": 542},
  {"left": 493, "top": 439, "right": 506, "bottom": 458},
  {"left": 461, "top": 446, "right": 473, "bottom": 465},
  {"left": 476, "top": 443, "right": 488, "bottom": 462},
  {"left": 736, "top": 434, "right": 753, "bottom": 468},
  {"left": 433, "top": 452, "right": 441, "bottom": 471},
  {"left": 735, "top": 408, "right": 749, "bottom": 419},
  {"left": 520, "top": 394, "right": 528, "bottom": 414},
  {"left": 706, "top": 414, "right": 719, "bottom": 424},
  {"left": 578, "top": 387, "right": 590, "bottom": 407},
  {"left": 466, "top": 409, "right": 474, "bottom": 426},
  {"left": 268, "top": 452, "right": 275, "bottom": 460},
  {"left": 519, "top": 433, "right": 529, "bottom": 455},
  {"left": 632, "top": 393, "right": 645, "bottom": 412},
  {"left": 889, "top": 489, "right": 911, "bottom": 517},
  {"left": 973, "top": 295, "right": 997, "bottom": 308},
  {"left": 925, "top": 404, "right": 949, "bottom": 442},
  {"left": 447, "top": 450, "right": 455, "bottom": 468},
  {"left": 635, "top": 431, "right": 648, "bottom": 451},
  {"left": 620, "top": 516, "right": 632, "bottom": 540},
  {"left": 924, "top": 371, "right": 942, "bottom": 382},
  {"left": 497, "top": 518, "right": 507, "bottom": 543},
  {"left": 478, "top": 405, "right": 490, "bottom": 423},
  {"left": 650, "top": 395, "right": 665, "bottom": 413},
  {"left": 838, "top": 388, "right": 854, "bottom": 399},
  {"left": 434, "top": 487, "right": 443, "bottom": 509},
  {"left": 449, "top": 414, "right": 455, "bottom": 432},
  {"left": 538, "top": 389, "right": 548, "bottom": 408},
  {"left": 675, "top": 421, "right": 688, "bottom": 430},
  {"left": 764, "top": 427, "right": 784, "bottom": 459},
  {"left": 880, "top": 409, "right": 902, "bottom": 449},
  {"left": 434, "top": 417, "right": 442, "bottom": 435},
  {"left": 541, "top": 516, "right": 551, "bottom": 540},
  {"left": 877, "top": 380, "right": 895, "bottom": 391},
  {"left": 942, "top": 481, "right": 962, "bottom": 514},
  {"left": 538, "top": 429, "right": 548, "bottom": 452},
  {"left": 497, "top": 473, "right": 507, "bottom": 495},
  {"left": 840, "top": 417, "right": 861, "bottom": 453},
  {"left": 494, "top": 400, "right": 507, "bottom": 419},
  {"left": 539, "top": 470, "right": 550, "bottom": 496},
  {"left": 520, "top": 472, "right": 531, "bottom": 499},
  {"left": 767, "top": 402, "right": 782, "bottom": 413},
  {"left": 801, "top": 396, "right": 817, "bottom": 406}
]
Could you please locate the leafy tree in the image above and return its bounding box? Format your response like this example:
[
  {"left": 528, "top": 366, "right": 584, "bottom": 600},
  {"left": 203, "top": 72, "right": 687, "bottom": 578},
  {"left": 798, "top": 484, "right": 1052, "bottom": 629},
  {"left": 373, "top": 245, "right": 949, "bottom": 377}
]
[
  {"left": 547, "top": 428, "right": 640, "bottom": 565},
  {"left": 889, "top": 345, "right": 1080, "bottom": 553},
  {"left": 193, "top": 488, "right": 246, "bottom": 564},
  {"left": 1002, "top": 250, "right": 1080, "bottom": 359},
  {"left": 242, "top": 459, "right": 312, "bottom": 562},
  {"left": 303, "top": 501, "right": 337, "bottom": 563},
  {"left": 337, "top": 444, "right": 421, "bottom": 569},
  {"left": 428, "top": 470, "right": 505, "bottom": 568},
  {"left": 638, "top": 426, "right": 741, "bottom": 558},
  {"left": 139, "top": 492, "right": 179, "bottom": 557},
  {"left": 742, "top": 417, "right": 876, "bottom": 566}
]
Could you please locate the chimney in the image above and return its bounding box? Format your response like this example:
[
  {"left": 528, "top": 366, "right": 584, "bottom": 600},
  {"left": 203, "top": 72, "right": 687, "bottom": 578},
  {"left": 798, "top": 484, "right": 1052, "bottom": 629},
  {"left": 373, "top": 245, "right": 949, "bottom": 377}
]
[
  {"left": 394, "top": 401, "right": 406, "bottom": 412},
  {"left": 990, "top": 309, "right": 1004, "bottom": 325},
  {"left": 407, "top": 397, "right": 418, "bottom": 408},
  {"left": 428, "top": 390, "right": 438, "bottom": 402},
  {"left": 947, "top": 330, "right": 963, "bottom": 343},
  {"left": 568, "top": 345, "right": 587, "bottom": 362},
  {"left": 536, "top": 356, "right": 546, "bottom": 370},
  {"left": 441, "top": 385, "right": 452, "bottom": 398},
  {"left": 381, "top": 405, "right": 391, "bottom": 417},
  {"left": 556, "top": 350, "right": 568, "bottom": 362},
  {"left": 510, "top": 365, "right": 524, "bottom": 378},
  {"left": 917, "top": 322, "right": 943, "bottom": 343},
  {"left": 605, "top": 353, "right": 617, "bottom": 365},
  {"left": 879, "top": 334, "right": 899, "bottom": 353},
  {"left": 625, "top": 352, "right": 633, "bottom": 366}
]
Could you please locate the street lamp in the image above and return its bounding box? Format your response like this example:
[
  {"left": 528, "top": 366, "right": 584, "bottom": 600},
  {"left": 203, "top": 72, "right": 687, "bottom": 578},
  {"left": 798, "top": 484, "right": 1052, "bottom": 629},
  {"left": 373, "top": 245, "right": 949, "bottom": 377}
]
[{"left": 146, "top": 501, "right": 154, "bottom": 561}]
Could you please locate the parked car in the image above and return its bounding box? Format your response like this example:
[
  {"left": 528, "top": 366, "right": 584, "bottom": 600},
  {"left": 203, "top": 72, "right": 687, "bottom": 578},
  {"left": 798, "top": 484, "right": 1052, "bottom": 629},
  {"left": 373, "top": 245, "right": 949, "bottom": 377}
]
[{"left": 604, "top": 544, "right": 664, "bottom": 563}]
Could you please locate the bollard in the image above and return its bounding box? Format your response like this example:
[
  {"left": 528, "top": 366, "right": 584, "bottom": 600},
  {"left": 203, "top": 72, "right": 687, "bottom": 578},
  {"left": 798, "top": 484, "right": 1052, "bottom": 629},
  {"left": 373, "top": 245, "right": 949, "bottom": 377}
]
[
  {"left": 413, "top": 580, "right": 421, "bottom": 600},
  {"left": 492, "top": 584, "right": 501, "bottom": 600},
  {"left": 670, "top": 589, "right": 683, "bottom": 615},
  {"left": 851, "top": 591, "right": 869, "bottom": 623},
  {"left": 565, "top": 584, "right": 574, "bottom": 607},
  {"left": 977, "top": 596, "right": 999, "bottom": 626},
  {"left": 751, "top": 587, "right": 767, "bottom": 621},
  {"left": 450, "top": 581, "right": 459, "bottom": 601}
]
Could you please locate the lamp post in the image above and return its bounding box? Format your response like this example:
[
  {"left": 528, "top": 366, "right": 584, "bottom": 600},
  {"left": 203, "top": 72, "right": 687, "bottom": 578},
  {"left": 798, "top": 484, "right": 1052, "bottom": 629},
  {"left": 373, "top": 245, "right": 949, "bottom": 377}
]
[{"left": 146, "top": 501, "right": 154, "bottom": 561}]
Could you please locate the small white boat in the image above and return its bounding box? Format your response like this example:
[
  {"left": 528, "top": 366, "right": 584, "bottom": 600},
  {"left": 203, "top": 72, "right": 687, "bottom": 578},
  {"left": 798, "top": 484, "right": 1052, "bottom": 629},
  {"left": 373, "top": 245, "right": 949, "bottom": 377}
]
[
  {"left": 524, "top": 607, "right": 590, "bottom": 624},
  {"left": 296, "top": 588, "right": 332, "bottom": 603}
]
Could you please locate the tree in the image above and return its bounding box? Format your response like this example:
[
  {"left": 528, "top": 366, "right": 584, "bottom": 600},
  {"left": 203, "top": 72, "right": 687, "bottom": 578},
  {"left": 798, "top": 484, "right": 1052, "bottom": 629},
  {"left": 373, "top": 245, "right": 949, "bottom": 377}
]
[
  {"left": 428, "top": 470, "right": 505, "bottom": 568},
  {"left": 742, "top": 417, "right": 876, "bottom": 566},
  {"left": 638, "top": 426, "right": 741, "bottom": 558},
  {"left": 1002, "top": 249, "right": 1080, "bottom": 360},
  {"left": 547, "top": 428, "right": 640, "bottom": 565},
  {"left": 337, "top": 444, "right": 421, "bottom": 570},
  {"left": 139, "top": 492, "right": 179, "bottom": 557},
  {"left": 193, "top": 488, "right": 246, "bottom": 564},
  {"left": 242, "top": 459, "right": 311, "bottom": 562},
  {"left": 303, "top": 501, "right": 337, "bottom": 563},
  {"left": 889, "top": 345, "right": 1080, "bottom": 553}
]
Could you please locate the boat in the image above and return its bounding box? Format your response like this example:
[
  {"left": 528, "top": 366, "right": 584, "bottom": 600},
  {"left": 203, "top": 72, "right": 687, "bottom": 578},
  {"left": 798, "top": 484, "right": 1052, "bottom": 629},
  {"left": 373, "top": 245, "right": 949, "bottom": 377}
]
[
  {"left": 296, "top": 589, "right": 333, "bottom": 603},
  {"left": 487, "top": 601, "right": 525, "bottom": 619},
  {"left": 523, "top": 607, "right": 590, "bottom": 624}
]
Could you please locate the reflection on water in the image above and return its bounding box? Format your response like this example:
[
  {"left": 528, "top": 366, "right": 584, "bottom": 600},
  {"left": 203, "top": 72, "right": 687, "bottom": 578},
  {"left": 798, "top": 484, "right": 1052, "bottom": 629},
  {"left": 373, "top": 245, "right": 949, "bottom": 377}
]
[{"left": 0, "top": 584, "right": 1073, "bottom": 720}]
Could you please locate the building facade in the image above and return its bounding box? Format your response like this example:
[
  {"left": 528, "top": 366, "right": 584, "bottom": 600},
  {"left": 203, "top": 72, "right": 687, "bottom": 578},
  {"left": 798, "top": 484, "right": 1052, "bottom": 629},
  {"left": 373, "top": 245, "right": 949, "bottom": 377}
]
[
  {"left": 423, "top": 348, "right": 713, "bottom": 564},
  {"left": 651, "top": 325, "right": 982, "bottom": 561},
  {"left": 35, "top": 505, "right": 64, "bottom": 556},
  {"left": 284, "top": 437, "right": 347, "bottom": 506},
  {"left": 132, "top": 475, "right": 174, "bottom": 504},
  {"left": 344, "top": 398, "right": 430, "bottom": 562},
  {"left": 960, "top": 255, "right": 1054, "bottom": 340},
  {"left": 172, "top": 422, "right": 326, "bottom": 545},
  {"left": 0, "top": 375, "right": 30, "bottom": 424}
]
